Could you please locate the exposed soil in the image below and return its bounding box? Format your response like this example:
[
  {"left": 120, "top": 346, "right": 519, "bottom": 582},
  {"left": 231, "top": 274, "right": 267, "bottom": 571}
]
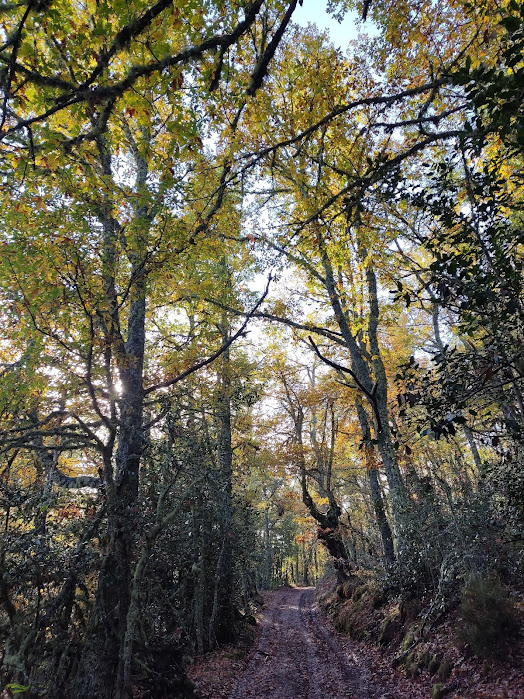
[
  {"left": 187, "top": 583, "right": 524, "bottom": 699},
  {"left": 189, "top": 586, "right": 421, "bottom": 699},
  {"left": 228, "top": 586, "right": 369, "bottom": 699}
]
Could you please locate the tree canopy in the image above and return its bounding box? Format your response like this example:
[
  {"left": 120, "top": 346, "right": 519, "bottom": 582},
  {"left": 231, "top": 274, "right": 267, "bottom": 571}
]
[{"left": 0, "top": 1, "right": 523, "bottom": 697}]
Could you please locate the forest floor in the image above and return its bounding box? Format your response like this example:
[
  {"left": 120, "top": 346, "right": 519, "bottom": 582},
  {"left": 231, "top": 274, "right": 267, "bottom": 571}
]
[
  {"left": 187, "top": 585, "right": 524, "bottom": 699},
  {"left": 188, "top": 586, "right": 371, "bottom": 699},
  {"left": 187, "top": 586, "right": 419, "bottom": 698}
]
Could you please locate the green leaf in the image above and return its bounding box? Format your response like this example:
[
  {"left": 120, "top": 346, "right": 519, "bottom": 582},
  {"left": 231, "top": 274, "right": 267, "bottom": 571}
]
[{"left": 5, "top": 684, "right": 31, "bottom": 694}]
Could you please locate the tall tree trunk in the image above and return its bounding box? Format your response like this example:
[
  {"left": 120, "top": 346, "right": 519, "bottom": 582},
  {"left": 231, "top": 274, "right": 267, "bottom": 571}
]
[
  {"left": 208, "top": 317, "right": 235, "bottom": 647},
  {"left": 463, "top": 424, "right": 483, "bottom": 473},
  {"left": 264, "top": 509, "right": 272, "bottom": 589},
  {"left": 302, "top": 541, "right": 309, "bottom": 585},
  {"left": 364, "top": 262, "right": 409, "bottom": 530},
  {"left": 74, "top": 290, "right": 146, "bottom": 699},
  {"left": 355, "top": 398, "right": 395, "bottom": 566},
  {"left": 74, "top": 133, "right": 148, "bottom": 699},
  {"left": 319, "top": 241, "right": 408, "bottom": 549}
]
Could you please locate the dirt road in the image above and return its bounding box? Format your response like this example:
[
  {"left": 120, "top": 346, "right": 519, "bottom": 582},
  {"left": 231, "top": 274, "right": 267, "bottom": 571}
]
[
  {"left": 229, "top": 587, "right": 370, "bottom": 699},
  {"left": 191, "top": 584, "right": 524, "bottom": 699}
]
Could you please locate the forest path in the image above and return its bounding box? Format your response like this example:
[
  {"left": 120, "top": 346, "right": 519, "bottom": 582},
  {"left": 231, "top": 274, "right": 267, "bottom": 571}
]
[{"left": 228, "top": 587, "right": 369, "bottom": 699}]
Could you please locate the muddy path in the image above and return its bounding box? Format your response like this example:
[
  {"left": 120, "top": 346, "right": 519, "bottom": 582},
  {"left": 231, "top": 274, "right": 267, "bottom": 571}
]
[{"left": 228, "top": 587, "right": 370, "bottom": 699}]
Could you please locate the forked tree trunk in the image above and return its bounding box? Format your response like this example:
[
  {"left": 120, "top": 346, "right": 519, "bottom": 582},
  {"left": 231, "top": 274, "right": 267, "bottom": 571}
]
[
  {"left": 74, "top": 294, "right": 145, "bottom": 699},
  {"left": 292, "top": 405, "right": 351, "bottom": 583},
  {"left": 74, "top": 133, "right": 147, "bottom": 699}
]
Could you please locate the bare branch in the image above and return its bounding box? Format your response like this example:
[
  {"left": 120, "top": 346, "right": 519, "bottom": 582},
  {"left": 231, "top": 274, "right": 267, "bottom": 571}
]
[
  {"left": 247, "top": 0, "right": 299, "bottom": 95},
  {"left": 308, "top": 336, "right": 383, "bottom": 433},
  {"left": 144, "top": 275, "right": 273, "bottom": 396}
]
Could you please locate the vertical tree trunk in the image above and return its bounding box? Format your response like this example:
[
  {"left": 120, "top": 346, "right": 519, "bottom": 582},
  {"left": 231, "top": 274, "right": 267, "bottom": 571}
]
[
  {"left": 74, "top": 133, "right": 148, "bottom": 699},
  {"left": 364, "top": 263, "right": 409, "bottom": 529},
  {"left": 355, "top": 398, "right": 395, "bottom": 566},
  {"left": 463, "top": 425, "right": 483, "bottom": 473},
  {"left": 264, "top": 509, "right": 272, "bottom": 589},
  {"left": 319, "top": 242, "right": 409, "bottom": 550},
  {"left": 358, "top": 425, "right": 394, "bottom": 566},
  {"left": 74, "top": 292, "right": 146, "bottom": 699},
  {"left": 208, "top": 317, "right": 236, "bottom": 647},
  {"left": 193, "top": 500, "right": 205, "bottom": 656},
  {"left": 302, "top": 541, "right": 309, "bottom": 586}
]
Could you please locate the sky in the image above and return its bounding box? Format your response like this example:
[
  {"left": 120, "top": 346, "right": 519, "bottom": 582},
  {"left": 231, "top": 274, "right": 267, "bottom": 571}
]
[{"left": 292, "top": 1, "right": 361, "bottom": 50}]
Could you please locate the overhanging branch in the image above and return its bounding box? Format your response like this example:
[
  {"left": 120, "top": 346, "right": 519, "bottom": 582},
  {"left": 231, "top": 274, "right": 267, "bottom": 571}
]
[
  {"left": 144, "top": 275, "right": 273, "bottom": 397},
  {"left": 308, "top": 336, "right": 383, "bottom": 434}
]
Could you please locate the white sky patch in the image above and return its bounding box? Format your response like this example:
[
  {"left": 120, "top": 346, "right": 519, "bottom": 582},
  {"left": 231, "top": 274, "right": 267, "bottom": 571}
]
[
  {"left": 293, "top": 1, "right": 378, "bottom": 49},
  {"left": 294, "top": 1, "right": 358, "bottom": 50}
]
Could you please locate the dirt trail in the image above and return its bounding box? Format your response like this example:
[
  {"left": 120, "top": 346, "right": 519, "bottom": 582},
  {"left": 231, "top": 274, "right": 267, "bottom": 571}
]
[{"left": 229, "top": 587, "right": 369, "bottom": 699}]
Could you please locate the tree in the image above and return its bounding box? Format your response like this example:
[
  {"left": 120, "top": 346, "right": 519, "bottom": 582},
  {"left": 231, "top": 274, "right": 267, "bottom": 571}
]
[
  {"left": 0, "top": 2, "right": 303, "bottom": 696},
  {"left": 2, "top": 1, "right": 523, "bottom": 693},
  {"left": 232, "top": 0, "right": 523, "bottom": 587}
]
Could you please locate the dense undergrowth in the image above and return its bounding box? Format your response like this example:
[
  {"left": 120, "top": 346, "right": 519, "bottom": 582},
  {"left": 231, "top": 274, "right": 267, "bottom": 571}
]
[{"left": 317, "top": 562, "right": 524, "bottom": 697}]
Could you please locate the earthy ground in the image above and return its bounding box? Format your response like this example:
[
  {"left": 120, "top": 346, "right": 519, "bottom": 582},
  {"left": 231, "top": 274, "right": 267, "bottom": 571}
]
[
  {"left": 229, "top": 586, "right": 369, "bottom": 699},
  {"left": 187, "top": 584, "right": 524, "bottom": 699},
  {"left": 188, "top": 587, "right": 423, "bottom": 699}
]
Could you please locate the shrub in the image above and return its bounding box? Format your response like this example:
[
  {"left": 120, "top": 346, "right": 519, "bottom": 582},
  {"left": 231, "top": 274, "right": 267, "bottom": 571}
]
[{"left": 455, "top": 573, "right": 518, "bottom": 658}]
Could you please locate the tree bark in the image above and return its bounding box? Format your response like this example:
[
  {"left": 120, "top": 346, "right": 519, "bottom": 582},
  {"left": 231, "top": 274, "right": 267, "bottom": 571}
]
[
  {"left": 74, "top": 291, "right": 145, "bottom": 698},
  {"left": 292, "top": 404, "right": 351, "bottom": 582},
  {"left": 73, "top": 134, "right": 147, "bottom": 699},
  {"left": 208, "top": 316, "right": 235, "bottom": 647},
  {"left": 355, "top": 398, "right": 395, "bottom": 566},
  {"left": 319, "top": 241, "right": 409, "bottom": 549}
]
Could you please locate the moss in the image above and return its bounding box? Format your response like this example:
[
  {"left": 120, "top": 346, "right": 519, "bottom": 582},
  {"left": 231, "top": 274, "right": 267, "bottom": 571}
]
[
  {"left": 428, "top": 653, "right": 441, "bottom": 675},
  {"left": 405, "top": 664, "right": 416, "bottom": 678},
  {"left": 323, "top": 593, "right": 340, "bottom": 615},
  {"left": 351, "top": 583, "right": 370, "bottom": 602},
  {"left": 402, "top": 629, "right": 415, "bottom": 651},
  {"left": 417, "top": 648, "right": 430, "bottom": 668},
  {"left": 404, "top": 652, "right": 420, "bottom": 678},
  {"left": 437, "top": 657, "right": 452, "bottom": 682},
  {"left": 329, "top": 584, "right": 381, "bottom": 641},
  {"left": 334, "top": 600, "right": 366, "bottom": 637},
  {"left": 400, "top": 597, "right": 422, "bottom": 624},
  {"left": 378, "top": 606, "right": 400, "bottom": 646}
]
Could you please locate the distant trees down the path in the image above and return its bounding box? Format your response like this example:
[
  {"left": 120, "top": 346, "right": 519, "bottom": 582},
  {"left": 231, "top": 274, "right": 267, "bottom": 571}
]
[{"left": 0, "top": 0, "right": 523, "bottom": 697}]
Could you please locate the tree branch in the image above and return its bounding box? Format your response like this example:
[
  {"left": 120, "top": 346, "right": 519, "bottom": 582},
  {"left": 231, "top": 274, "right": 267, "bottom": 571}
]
[
  {"left": 308, "top": 336, "right": 383, "bottom": 433},
  {"left": 144, "top": 275, "right": 273, "bottom": 396}
]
